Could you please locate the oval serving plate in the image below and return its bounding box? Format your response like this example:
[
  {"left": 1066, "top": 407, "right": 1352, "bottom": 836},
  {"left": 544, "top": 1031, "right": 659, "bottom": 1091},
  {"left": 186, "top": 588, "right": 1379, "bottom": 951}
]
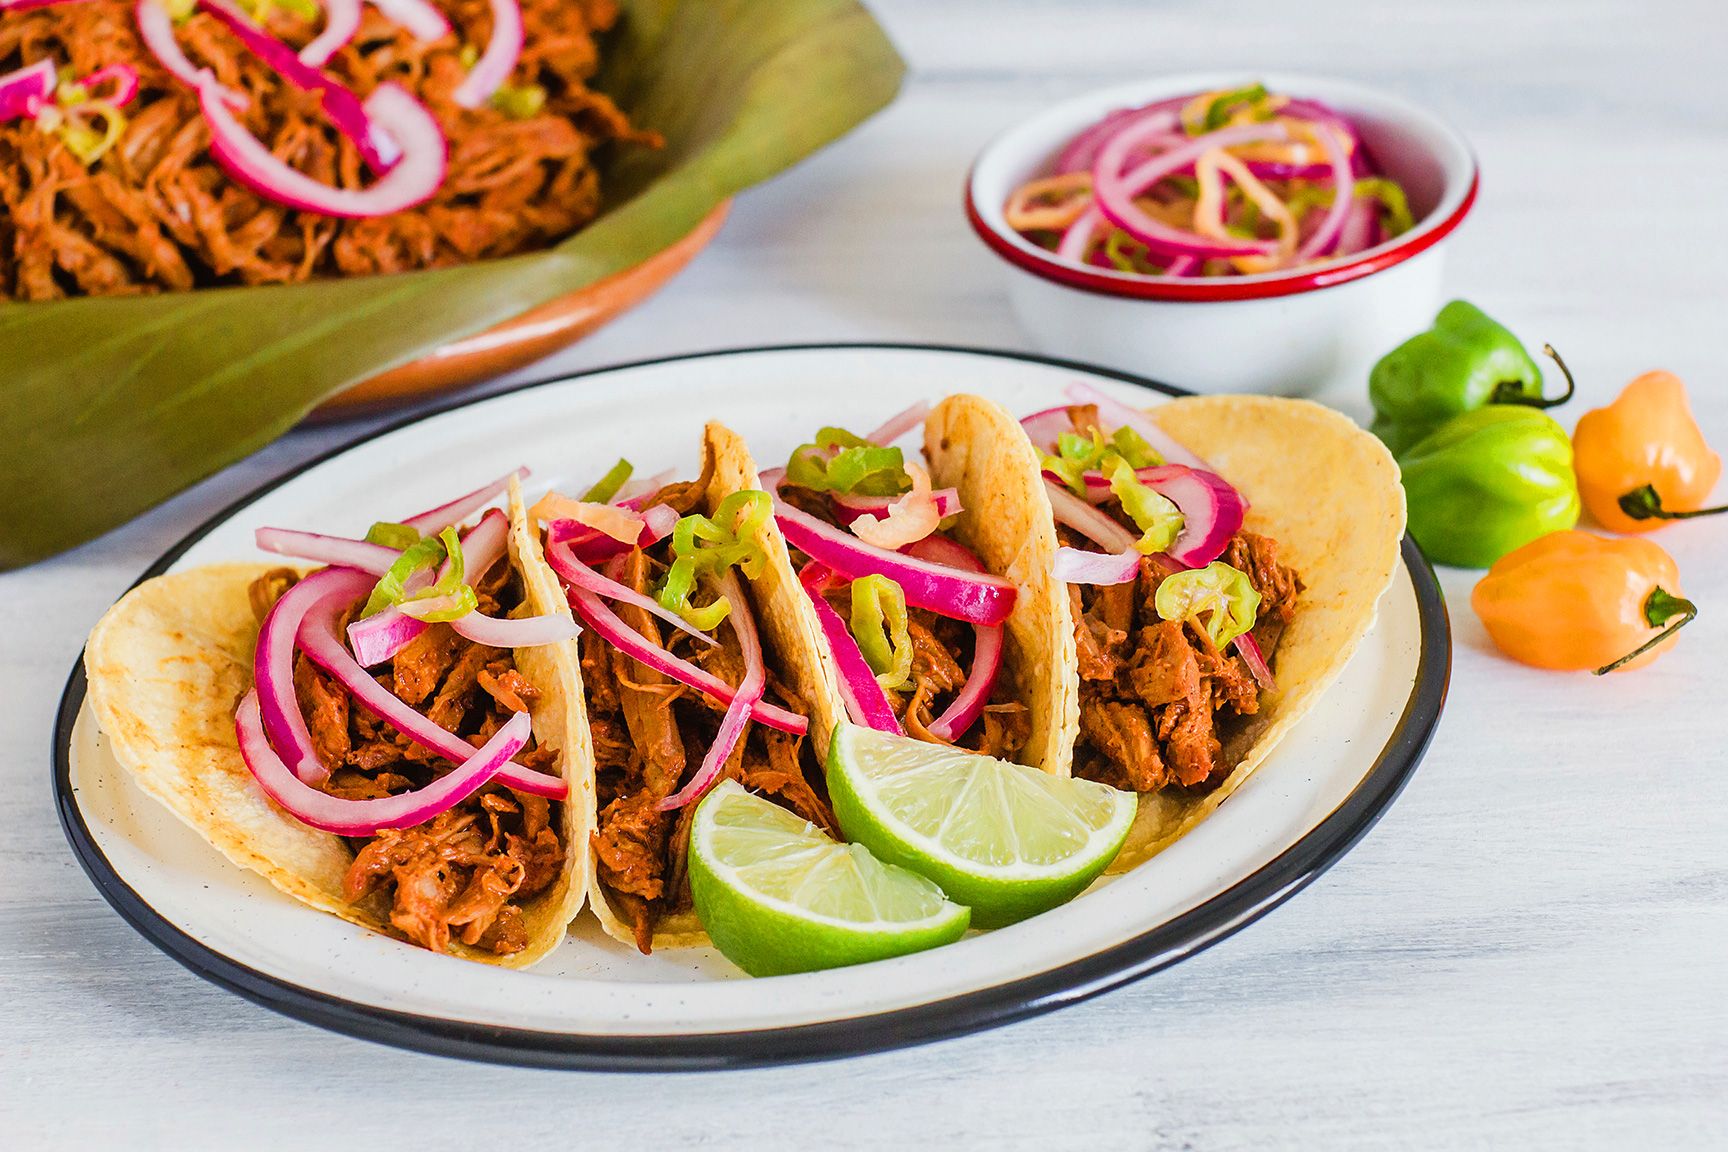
[{"left": 55, "top": 344, "right": 1448, "bottom": 1070}]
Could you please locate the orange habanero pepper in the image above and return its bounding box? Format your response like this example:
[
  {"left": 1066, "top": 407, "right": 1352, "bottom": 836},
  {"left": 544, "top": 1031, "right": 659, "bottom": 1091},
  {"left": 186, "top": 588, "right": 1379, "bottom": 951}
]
[
  {"left": 1572, "top": 371, "right": 1724, "bottom": 533},
  {"left": 1471, "top": 530, "right": 1695, "bottom": 674}
]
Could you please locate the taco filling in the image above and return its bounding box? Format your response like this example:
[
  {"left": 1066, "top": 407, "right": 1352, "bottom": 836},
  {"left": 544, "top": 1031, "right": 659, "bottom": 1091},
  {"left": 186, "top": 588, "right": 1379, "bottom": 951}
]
[
  {"left": 537, "top": 439, "right": 837, "bottom": 953},
  {"left": 1032, "top": 398, "right": 1303, "bottom": 795},
  {"left": 249, "top": 540, "right": 565, "bottom": 956},
  {"left": 764, "top": 406, "right": 1030, "bottom": 760}
]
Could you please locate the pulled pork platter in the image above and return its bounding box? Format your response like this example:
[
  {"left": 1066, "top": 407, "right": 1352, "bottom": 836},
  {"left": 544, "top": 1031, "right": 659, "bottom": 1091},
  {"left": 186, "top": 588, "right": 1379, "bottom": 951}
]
[
  {"left": 81, "top": 387, "right": 1407, "bottom": 974},
  {"left": 1, "top": 0, "right": 656, "bottom": 298}
]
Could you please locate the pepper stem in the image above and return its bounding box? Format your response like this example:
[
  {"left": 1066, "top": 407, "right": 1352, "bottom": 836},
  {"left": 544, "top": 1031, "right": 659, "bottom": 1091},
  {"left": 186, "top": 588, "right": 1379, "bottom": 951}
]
[
  {"left": 1494, "top": 343, "right": 1576, "bottom": 409},
  {"left": 1594, "top": 586, "right": 1696, "bottom": 674},
  {"left": 1617, "top": 483, "right": 1728, "bottom": 521}
]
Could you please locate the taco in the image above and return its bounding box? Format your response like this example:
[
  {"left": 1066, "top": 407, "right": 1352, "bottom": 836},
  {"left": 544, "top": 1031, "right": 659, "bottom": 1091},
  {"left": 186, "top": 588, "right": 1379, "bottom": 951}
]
[
  {"left": 982, "top": 386, "right": 1405, "bottom": 870},
  {"left": 757, "top": 397, "right": 1072, "bottom": 771},
  {"left": 83, "top": 473, "right": 591, "bottom": 965},
  {"left": 532, "top": 424, "right": 841, "bottom": 953}
]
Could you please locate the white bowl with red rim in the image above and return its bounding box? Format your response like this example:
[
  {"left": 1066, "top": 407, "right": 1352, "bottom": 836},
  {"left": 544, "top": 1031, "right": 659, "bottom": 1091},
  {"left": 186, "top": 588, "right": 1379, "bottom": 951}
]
[{"left": 966, "top": 73, "right": 1478, "bottom": 397}]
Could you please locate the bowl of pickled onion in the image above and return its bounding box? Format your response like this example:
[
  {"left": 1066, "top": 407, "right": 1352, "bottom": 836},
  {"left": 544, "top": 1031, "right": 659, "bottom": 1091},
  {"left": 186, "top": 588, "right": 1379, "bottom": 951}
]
[{"left": 966, "top": 73, "right": 1477, "bottom": 396}]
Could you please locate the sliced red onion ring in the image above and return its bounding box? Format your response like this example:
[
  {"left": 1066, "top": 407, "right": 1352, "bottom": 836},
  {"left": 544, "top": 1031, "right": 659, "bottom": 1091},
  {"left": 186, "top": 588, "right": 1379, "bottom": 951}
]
[
  {"left": 1053, "top": 546, "right": 1140, "bottom": 586},
  {"left": 1064, "top": 381, "right": 1215, "bottom": 472},
  {"left": 904, "top": 535, "right": 1003, "bottom": 742},
  {"left": 1295, "top": 122, "right": 1354, "bottom": 262},
  {"left": 346, "top": 508, "right": 508, "bottom": 665},
  {"left": 657, "top": 570, "right": 763, "bottom": 812},
  {"left": 1334, "top": 193, "right": 1376, "bottom": 255},
  {"left": 369, "top": 0, "right": 450, "bottom": 40},
  {"left": 298, "top": 587, "right": 567, "bottom": 798},
  {"left": 197, "top": 0, "right": 402, "bottom": 171},
  {"left": 1233, "top": 631, "right": 1276, "bottom": 690},
  {"left": 614, "top": 469, "right": 674, "bottom": 504},
  {"left": 1056, "top": 205, "right": 1102, "bottom": 263},
  {"left": 201, "top": 78, "right": 442, "bottom": 218},
  {"left": 768, "top": 477, "right": 1016, "bottom": 628},
  {"left": 864, "top": 400, "right": 931, "bottom": 446},
  {"left": 300, "top": 0, "right": 362, "bottom": 66},
  {"left": 1092, "top": 122, "right": 1288, "bottom": 260},
  {"left": 1135, "top": 464, "right": 1246, "bottom": 567},
  {"left": 564, "top": 585, "right": 808, "bottom": 735},
  {"left": 1045, "top": 479, "right": 1137, "bottom": 552},
  {"left": 831, "top": 486, "right": 962, "bottom": 525},
  {"left": 451, "top": 0, "right": 523, "bottom": 109},
  {"left": 77, "top": 64, "right": 140, "bottom": 107},
  {"left": 1018, "top": 404, "right": 1076, "bottom": 454},
  {"left": 255, "top": 566, "right": 374, "bottom": 786},
  {"left": 135, "top": 0, "right": 248, "bottom": 111},
  {"left": 544, "top": 538, "right": 716, "bottom": 647},
  {"left": 1070, "top": 463, "right": 1245, "bottom": 567},
  {"left": 1053, "top": 104, "right": 1169, "bottom": 173},
  {"left": 237, "top": 692, "right": 530, "bottom": 835},
  {"left": 255, "top": 527, "right": 399, "bottom": 575},
  {"left": 0, "top": 59, "right": 56, "bottom": 121},
  {"left": 1044, "top": 480, "right": 1140, "bottom": 586},
  {"left": 448, "top": 610, "right": 580, "bottom": 649},
  {"left": 797, "top": 562, "right": 903, "bottom": 735},
  {"left": 403, "top": 468, "right": 527, "bottom": 536},
  {"left": 345, "top": 608, "right": 427, "bottom": 666}
]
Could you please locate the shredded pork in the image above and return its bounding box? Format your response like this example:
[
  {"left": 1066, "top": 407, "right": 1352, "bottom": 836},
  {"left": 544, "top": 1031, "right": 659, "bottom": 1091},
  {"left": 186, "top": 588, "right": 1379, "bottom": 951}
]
[
  {"left": 1070, "top": 529, "right": 1301, "bottom": 794},
  {"left": 587, "top": 543, "right": 839, "bottom": 954},
  {"left": 2, "top": 0, "right": 655, "bottom": 299},
  {"left": 253, "top": 551, "right": 565, "bottom": 956}
]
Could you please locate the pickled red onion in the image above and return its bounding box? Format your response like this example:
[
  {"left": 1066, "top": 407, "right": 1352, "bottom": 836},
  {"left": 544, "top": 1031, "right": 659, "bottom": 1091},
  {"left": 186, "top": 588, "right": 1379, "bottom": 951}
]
[
  {"left": 1065, "top": 382, "right": 1215, "bottom": 472},
  {"left": 657, "top": 570, "right": 762, "bottom": 812},
  {"left": 297, "top": 587, "right": 567, "bottom": 797},
  {"left": 562, "top": 584, "right": 808, "bottom": 735},
  {"left": 1092, "top": 121, "right": 1289, "bottom": 259},
  {"left": 200, "top": 78, "right": 442, "bottom": 219},
  {"left": 135, "top": 0, "right": 247, "bottom": 111},
  {"left": 797, "top": 562, "right": 903, "bottom": 735},
  {"left": 403, "top": 468, "right": 527, "bottom": 536},
  {"left": 864, "top": 400, "right": 932, "bottom": 446},
  {"left": 0, "top": 59, "right": 59, "bottom": 121},
  {"left": 196, "top": 0, "right": 402, "bottom": 172},
  {"left": 543, "top": 537, "right": 717, "bottom": 648},
  {"left": 767, "top": 472, "right": 1016, "bottom": 628},
  {"left": 451, "top": 0, "right": 523, "bottom": 109},
  {"left": 237, "top": 693, "right": 530, "bottom": 836},
  {"left": 254, "top": 527, "right": 400, "bottom": 574},
  {"left": 370, "top": 0, "right": 450, "bottom": 40},
  {"left": 300, "top": 0, "right": 362, "bottom": 66},
  {"left": 903, "top": 535, "right": 1004, "bottom": 742},
  {"left": 255, "top": 566, "right": 373, "bottom": 786}
]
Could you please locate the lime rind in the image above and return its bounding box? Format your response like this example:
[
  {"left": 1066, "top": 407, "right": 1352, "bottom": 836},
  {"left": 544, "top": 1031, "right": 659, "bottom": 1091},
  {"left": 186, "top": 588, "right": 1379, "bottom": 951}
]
[
  {"left": 833, "top": 724, "right": 1136, "bottom": 883},
  {"left": 690, "top": 781, "right": 970, "bottom": 976}
]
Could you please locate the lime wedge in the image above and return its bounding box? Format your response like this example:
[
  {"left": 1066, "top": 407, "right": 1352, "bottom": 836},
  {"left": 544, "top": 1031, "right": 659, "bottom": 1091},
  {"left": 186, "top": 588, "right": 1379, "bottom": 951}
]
[
  {"left": 689, "top": 780, "right": 971, "bottom": 977},
  {"left": 826, "top": 722, "right": 1136, "bottom": 928}
]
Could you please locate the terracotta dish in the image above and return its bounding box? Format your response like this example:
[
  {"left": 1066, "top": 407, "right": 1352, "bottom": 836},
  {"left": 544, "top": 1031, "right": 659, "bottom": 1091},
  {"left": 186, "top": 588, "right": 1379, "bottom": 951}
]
[{"left": 315, "top": 201, "right": 731, "bottom": 418}]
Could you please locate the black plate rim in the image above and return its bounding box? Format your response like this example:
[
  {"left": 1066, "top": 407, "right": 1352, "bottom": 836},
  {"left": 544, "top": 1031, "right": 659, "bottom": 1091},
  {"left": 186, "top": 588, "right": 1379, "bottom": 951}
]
[{"left": 53, "top": 341, "right": 1450, "bottom": 1072}]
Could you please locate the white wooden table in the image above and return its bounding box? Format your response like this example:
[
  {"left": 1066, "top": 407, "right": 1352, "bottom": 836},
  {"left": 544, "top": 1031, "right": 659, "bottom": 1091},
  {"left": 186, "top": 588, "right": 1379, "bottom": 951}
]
[{"left": 5, "top": 1, "right": 1725, "bottom": 1145}]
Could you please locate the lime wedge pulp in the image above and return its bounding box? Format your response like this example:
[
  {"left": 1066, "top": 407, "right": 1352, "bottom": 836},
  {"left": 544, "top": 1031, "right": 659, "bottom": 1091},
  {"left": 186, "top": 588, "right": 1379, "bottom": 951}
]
[
  {"left": 688, "top": 780, "right": 970, "bottom": 977},
  {"left": 826, "top": 722, "right": 1137, "bottom": 928}
]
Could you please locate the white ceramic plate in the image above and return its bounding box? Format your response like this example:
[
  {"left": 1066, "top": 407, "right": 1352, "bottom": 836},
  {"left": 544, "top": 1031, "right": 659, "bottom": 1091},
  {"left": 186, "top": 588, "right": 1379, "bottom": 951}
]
[{"left": 56, "top": 344, "right": 1448, "bottom": 1069}]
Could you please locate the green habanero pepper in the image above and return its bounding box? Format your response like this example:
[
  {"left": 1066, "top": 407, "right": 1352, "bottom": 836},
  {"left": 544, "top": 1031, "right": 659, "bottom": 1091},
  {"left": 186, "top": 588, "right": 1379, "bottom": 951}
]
[
  {"left": 1399, "top": 406, "right": 1581, "bottom": 569},
  {"left": 1369, "top": 300, "right": 1576, "bottom": 457}
]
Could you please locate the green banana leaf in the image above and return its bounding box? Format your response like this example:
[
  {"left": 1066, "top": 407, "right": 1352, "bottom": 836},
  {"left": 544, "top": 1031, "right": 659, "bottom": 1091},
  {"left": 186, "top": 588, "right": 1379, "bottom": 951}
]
[{"left": 0, "top": 0, "right": 904, "bottom": 570}]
